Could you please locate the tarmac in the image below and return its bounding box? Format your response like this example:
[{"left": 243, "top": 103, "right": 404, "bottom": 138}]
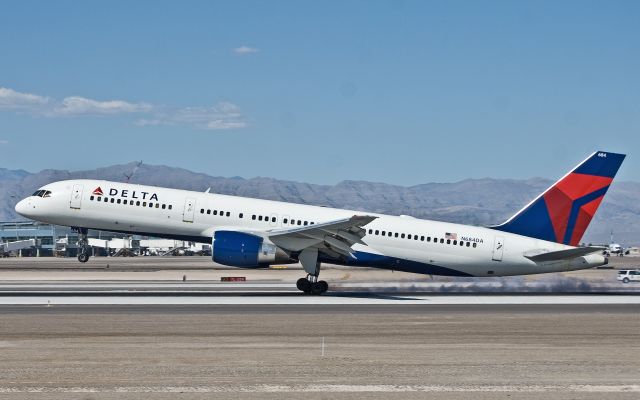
[{"left": 0, "top": 256, "right": 638, "bottom": 399}]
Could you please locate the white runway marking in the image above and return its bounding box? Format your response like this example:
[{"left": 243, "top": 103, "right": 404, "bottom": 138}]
[
  {"left": 0, "top": 295, "right": 639, "bottom": 305},
  {"left": 0, "top": 384, "right": 638, "bottom": 393}
]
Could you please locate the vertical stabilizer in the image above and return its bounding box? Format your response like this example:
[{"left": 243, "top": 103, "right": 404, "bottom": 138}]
[{"left": 492, "top": 151, "right": 625, "bottom": 245}]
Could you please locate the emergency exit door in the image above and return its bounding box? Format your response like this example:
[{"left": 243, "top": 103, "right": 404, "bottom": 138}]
[{"left": 70, "top": 184, "right": 83, "bottom": 209}]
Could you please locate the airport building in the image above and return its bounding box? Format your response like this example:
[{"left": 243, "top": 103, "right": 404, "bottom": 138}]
[{"left": 0, "top": 221, "right": 210, "bottom": 257}]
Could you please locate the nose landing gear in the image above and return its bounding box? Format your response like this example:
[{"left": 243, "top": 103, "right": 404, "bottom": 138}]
[{"left": 74, "top": 227, "right": 90, "bottom": 263}]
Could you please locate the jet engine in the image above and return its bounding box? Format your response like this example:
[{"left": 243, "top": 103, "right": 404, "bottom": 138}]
[{"left": 212, "top": 230, "right": 291, "bottom": 267}]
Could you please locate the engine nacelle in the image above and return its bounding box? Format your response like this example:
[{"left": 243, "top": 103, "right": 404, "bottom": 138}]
[{"left": 212, "top": 230, "right": 291, "bottom": 267}]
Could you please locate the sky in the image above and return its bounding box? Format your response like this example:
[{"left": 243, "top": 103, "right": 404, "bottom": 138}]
[{"left": 0, "top": 0, "right": 638, "bottom": 185}]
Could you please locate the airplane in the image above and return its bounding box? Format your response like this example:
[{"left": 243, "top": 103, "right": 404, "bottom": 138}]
[{"left": 14, "top": 150, "right": 625, "bottom": 294}]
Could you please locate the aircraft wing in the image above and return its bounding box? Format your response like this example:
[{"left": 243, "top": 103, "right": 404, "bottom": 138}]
[
  {"left": 268, "top": 215, "right": 377, "bottom": 258},
  {"left": 524, "top": 246, "right": 605, "bottom": 262}
]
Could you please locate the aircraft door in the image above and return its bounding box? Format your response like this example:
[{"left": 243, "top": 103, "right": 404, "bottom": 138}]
[
  {"left": 492, "top": 236, "right": 504, "bottom": 261},
  {"left": 70, "top": 184, "right": 84, "bottom": 209},
  {"left": 183, "top": 198, "right": 196, "bottom": 223}
]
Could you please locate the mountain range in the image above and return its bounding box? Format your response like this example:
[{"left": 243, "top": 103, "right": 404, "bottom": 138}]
[{"left": 1, "top": 162, "right": 638, "bottom": 245}]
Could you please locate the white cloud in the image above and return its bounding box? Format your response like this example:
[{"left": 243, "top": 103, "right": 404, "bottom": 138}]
[
  {"left": 0, "top": 86, "right": 248, "bottom": 130},
  {"left": 136, "top": 102, "right": 248, "bottom": 130},
  {"left": 233, "top": 46, "right": 259, "bottom": 55},
  {"left": 0, "top": 87, "right": 49, "bottom": 110},
  {"left": 52, "top": 96, "right": 153, "bottom": 115}
]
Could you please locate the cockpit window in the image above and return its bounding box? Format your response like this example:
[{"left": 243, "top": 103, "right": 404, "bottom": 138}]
[{"left": 31, "top": 190, "right": 52, "bottom": 198}]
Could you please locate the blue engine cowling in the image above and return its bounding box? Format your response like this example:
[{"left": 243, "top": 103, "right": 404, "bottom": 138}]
[
  {"left": 213, "top": 230, "right": 293, "bottom": 267},
  {"left": 213, "top": 231, "right": 264, "bottom": 267}
]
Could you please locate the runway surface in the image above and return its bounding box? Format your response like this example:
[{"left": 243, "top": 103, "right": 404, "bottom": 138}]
[
  {"left": 0, "top": 303, "right": 639, "bottom": 399},
  {"left": 1, "top": 257, "right": 639, "bottom": 399}
]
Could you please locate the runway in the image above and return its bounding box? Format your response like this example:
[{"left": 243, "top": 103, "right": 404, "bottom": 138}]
[
  {"left": 0, "top": 302, "right": 638, "bottom": 400},
  {"left": 0, "top": 258, "right": 638, "bottom": 399}
]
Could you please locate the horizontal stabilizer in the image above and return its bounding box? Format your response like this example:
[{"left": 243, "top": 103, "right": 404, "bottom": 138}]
[{"left": 524, "top": 246, "right": 604, "bottom": 262}]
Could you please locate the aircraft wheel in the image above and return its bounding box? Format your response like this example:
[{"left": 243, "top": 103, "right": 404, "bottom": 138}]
[
  {"left": 78, "top": 253, "right": 90, "bottom": 263},
  {"left": 310, "top": 282, "right": 325, "bottom": 295},
  {"left": 297, "top": 278, "right": 311, "bottom": 292},
  {"left": 319, "top": 280, "right": 329, "bottom": 293}
]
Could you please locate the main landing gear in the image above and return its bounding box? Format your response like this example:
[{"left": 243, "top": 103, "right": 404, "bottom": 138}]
[
  {"left": 296, "top": 248, "right": 328, "bottom": 295},
  {"left": 74, "top": 227, "right": 90, "bottom": 263}
]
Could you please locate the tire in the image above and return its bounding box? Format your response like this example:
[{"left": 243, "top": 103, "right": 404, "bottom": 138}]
[
  {"left": 310, "top": 282, "right": 324, "bottom": 295},
  {"left": 319, "top": 280, "right": 329, "bottom": 293},
  {"left": 296, "top": 278, "right": 311, "bottom": 292},
  {"left": 77, "top": 253, "right": 89, "bottom": 263},
  {"left": 623, "top": 277, "right": 630, "bottom": 284}
]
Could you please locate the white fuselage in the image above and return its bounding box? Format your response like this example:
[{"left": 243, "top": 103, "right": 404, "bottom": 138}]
[{"left": 15, "top": 179, "right": 606, "bottom": 277}]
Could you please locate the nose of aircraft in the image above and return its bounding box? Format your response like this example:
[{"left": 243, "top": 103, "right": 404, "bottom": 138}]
[{"left": 14, "top": 198, "right": 32, "bottom": 217}]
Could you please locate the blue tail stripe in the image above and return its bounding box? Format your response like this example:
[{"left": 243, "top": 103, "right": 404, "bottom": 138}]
[{"left": 562, "top": 185, "right": 610, "bottom": 244}]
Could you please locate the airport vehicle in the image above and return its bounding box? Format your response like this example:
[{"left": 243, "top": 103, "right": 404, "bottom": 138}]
[
  {"left": 617, "top": 269, "right": 640, "bottom": 284},
  {"left": 15, "top": 151, "right": 625, "bottom": 294}
]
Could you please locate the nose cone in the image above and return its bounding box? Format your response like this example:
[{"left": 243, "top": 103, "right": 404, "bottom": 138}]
[{"left": 14, "top": 198, "right": 31, "bottom": 217}]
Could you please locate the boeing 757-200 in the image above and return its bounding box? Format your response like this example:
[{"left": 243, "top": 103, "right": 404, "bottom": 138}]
[{"left": 15, "top": 151, "right": 625, "bottom": 294}]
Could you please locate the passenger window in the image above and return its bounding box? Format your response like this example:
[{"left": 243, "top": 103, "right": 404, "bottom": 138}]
[
  {"left": 381, "top": 231, "right": 386, "bottom": 236},
  {"left": 466, "top": 242, "right": 470, "bottom": 247},
  {"left": 200, "top": 209, "right": 205, "bottom": 214},
  {"left": 375, "top": 230, "right": 379, "bottom": 235},
  {"left": 258, "top": 215, "right": 263, "bottom": 221},
  {"left": 291, "top": 219, "right": 296, "bottom": 225},
  {"left": 124, "top": 200, "right": 128, "bottom": 205},
  {"left": 239, "top": 213, "right": 244, "bottom": 218},
  {"left": 117, "top": 199, "right": 122, "bottom": 204},
  {"left": 414, "top": 236, "right": 418, "bottom": 240},
  {"left": 440, "top": 238, "right": 444, "bottom": 243},
  {"left": 368, "top": 229, "right": 372, "bottom": 234},
  {"left": 420, "top": 236, "right": 424, "bottom": 241},
  {"left": 472, "top": 243, "right": 477, "bottom": 248},
  {"left": 303, "top": 221, "right": 308, "bottom": 226},
  {"left": 297, "top": 220, "right": 301, "bottom": 225},
  {"left": 97, "top": 197, "right": 101, "bottom": 202},
  {"left": 161, "top": 204, "right": 165, "bottom": 209},
  {"left": 143, "top": 202, "right": 147, "bottom": 207},
  {"left": 90, "top": 195, "right": 94, "bottom": 201},
  {"left": 459, "top": 241, "right": 464, "bottom": 246},
  {"left": 104, "top": 198, "right": 109, "bottom": 202},
  {"left": 285, "top": 219, "right": 289, "bottom": 224},
  {"left": 252, "top": 215, "right": 256, "bottom": 220},
  {"left": 395, "top": 233, "right": 399, "bottom": 238},
  {"left": 227, "top": 212, "right": 231, "bottom": 217},
  {"left": 427, "top": 237, "right": 431, "bottom": 242},
  {"left": 110, "top": 198, "right": 115, "bottom": 203},
  {"left": 214, "top": 210, "right": 218, "bottom": 215},
  {"left": 401, "top": 234, "right": 405, "bottom": 239},
  {"left": 446, "top": 239, "right": 451, "bottom": 244},
  {"left": 156, "top": 203, "right": 159, "bottom": 208},
  {"left": 136, "top": 201, "right": 141, "bottom": 206},
  {"left": 453, "top": 240, "right": 457, "bottom": 245},
  {"left": 407, "top": 234, "right": 412, "bottom": 240},
  {"left": 149, "top": 203, "right": 153, "bottom": 208}
]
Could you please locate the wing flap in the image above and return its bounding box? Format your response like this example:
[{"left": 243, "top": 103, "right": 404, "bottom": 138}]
[{"left": 269, "top": 214, "right": 377, "bottom": 256}]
